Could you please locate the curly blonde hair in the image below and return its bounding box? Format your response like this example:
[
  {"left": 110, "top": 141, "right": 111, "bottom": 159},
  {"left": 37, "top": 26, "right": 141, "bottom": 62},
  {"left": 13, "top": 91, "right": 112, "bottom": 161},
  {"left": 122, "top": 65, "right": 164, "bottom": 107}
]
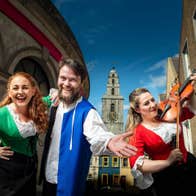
[
  {"left": 0, "top": 72, "right": 48, "bottom": 133},
  {"left": 125, "top": 88, "right": 150, "bottom": 131}
]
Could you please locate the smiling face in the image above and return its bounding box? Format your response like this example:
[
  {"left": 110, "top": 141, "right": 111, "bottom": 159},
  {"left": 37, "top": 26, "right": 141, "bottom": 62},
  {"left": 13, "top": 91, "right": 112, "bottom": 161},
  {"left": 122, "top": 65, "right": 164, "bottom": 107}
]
[
  {"left": 136, "top": 92, "right": 158, "bottom": 121},
  {"left": 8, "top": 75, "right": 36, "bottom": 109},
  {"left": 57, "top": 65, "right": 82, "bottom": 105}
]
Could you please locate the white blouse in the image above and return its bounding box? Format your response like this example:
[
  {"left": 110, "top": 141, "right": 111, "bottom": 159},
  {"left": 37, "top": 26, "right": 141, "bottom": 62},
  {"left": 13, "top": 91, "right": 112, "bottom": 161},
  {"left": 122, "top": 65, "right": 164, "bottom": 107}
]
[
  {"left": 132, "top": 122, "right": 178, "bottom": 189},
  {"left": 7, "top": 104, "right": 37, "bottom": 138}
]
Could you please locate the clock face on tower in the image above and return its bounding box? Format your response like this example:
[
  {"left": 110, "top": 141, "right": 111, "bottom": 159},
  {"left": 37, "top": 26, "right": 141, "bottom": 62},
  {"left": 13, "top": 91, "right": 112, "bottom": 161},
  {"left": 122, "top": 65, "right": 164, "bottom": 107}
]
[{"left": 109, "top": 111, "right": 118, "bottom": 122}]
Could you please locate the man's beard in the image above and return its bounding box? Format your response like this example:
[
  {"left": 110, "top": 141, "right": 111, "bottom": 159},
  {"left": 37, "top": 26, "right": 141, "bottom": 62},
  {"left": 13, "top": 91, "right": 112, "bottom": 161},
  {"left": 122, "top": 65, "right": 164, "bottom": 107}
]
[{"left": 58, "top": 89, "right": 80, "bottom": 105}]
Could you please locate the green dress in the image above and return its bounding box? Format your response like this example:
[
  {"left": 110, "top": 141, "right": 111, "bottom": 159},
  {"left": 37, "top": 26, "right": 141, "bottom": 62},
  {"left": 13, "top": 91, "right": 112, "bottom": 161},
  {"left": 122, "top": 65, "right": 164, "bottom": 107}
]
[
  {"left": 0, "top": 96, "right": 51, "bottom": 156},
  {"left": 0, "top": 96, "right": 51, "bottom": 196}
]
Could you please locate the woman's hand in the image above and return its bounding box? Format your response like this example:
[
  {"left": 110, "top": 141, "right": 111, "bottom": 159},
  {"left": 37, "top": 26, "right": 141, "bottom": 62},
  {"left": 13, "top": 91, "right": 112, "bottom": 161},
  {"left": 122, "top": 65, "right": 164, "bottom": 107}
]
[
  {"left": 167, "top": 148, "right": 183, "bottom": 165},
  {"left": 0, "top": 146, "right": 14, "bottom": 160}
]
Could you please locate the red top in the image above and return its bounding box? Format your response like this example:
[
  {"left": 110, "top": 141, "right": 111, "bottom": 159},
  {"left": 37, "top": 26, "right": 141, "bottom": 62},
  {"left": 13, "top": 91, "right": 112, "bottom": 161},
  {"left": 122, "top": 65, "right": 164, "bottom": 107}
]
[{"left": 129, "top": 107, "right": 194, "bottom": 168}]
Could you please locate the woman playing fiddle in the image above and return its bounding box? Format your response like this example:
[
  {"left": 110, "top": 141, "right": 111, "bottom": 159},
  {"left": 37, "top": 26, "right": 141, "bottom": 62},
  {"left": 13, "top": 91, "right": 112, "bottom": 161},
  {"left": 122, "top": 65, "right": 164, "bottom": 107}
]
[{"left": 126, "top": 73, "right": 196, "bottom": 196}]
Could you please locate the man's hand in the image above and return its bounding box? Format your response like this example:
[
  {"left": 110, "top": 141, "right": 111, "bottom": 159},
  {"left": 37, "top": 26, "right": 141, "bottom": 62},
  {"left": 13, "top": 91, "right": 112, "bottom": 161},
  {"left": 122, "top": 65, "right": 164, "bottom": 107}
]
[
  {"left": 49, "top": 88, "right": 59, "bottom": 106},
  {"left": 107, "top": 131, "right": 137, "bottom": 157}
]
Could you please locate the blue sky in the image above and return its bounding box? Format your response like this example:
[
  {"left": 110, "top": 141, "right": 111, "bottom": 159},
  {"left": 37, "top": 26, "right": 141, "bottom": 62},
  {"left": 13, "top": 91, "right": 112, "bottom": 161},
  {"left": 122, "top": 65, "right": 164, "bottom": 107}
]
[{"left": 51, "top": 0, "right": 182, "bottom": 124}]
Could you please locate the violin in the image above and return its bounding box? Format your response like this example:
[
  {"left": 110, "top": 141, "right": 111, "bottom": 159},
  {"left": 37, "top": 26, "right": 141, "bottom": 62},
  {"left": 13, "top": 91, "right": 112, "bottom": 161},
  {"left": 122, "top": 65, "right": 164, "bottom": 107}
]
[{"left": 158, "top": 69, "right": 196, "bottom": 122}]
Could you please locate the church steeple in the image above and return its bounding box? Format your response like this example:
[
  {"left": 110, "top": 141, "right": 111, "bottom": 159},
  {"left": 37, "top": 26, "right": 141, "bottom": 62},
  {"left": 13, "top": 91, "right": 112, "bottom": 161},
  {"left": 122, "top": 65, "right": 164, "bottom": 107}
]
[{"left": 102, "top": 67, "right": 124, "bottom": 134}]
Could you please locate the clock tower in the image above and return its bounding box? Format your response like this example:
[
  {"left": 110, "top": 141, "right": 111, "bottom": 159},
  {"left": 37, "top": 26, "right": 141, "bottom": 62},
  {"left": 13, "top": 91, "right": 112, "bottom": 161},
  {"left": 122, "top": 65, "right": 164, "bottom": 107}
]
[
  {"left": 102, "top": 67, "right": 124, "bottom": 134},
  {"left": 88, "top": 67, "right": 133, "bottom": 192}
]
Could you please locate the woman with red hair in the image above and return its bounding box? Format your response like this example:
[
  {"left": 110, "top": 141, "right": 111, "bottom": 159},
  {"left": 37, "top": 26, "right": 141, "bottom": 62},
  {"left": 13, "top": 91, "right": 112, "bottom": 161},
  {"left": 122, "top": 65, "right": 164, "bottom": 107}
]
[{"left": 0, "top": 72, "right": 49, "bottom": 196}]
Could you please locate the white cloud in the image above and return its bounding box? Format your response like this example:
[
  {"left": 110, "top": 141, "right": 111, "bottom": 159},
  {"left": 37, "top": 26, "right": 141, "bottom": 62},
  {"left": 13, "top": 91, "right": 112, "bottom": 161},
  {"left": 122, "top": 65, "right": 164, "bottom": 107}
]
[
  {"left": 140, "top": 58, "right": 167, "bottom": 89},
  {"left": 93, "top": 101, "right": 102, "bottom": 115},
  {"left": 86, "top": 60, "right": 97, "bottom": 72},
  {"left": 123, "top": 56, "right": 153, "bottom": 71},
  {"left": 145, "top": 58, "right": 167, "bottom": 73},
  {"left": 173, "top": 53, "right": 179, "bottom": 57},
  {"left": 123, "top": 104, "right": 130, "bottom": 111},
  {"left": 140, "top": 74, "right": 166, "bottom": 89},
  {"left": 147, "top": 74, "right": 166, "bottom": 88},
  {"left": 83, "top": 25, "right": 111, "bottom": 45}
]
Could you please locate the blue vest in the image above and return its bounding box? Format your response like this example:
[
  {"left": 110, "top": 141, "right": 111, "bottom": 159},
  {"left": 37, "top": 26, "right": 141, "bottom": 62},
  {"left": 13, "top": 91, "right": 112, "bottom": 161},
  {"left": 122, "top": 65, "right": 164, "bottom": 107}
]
[{"left": 57, "top": 98, "right": 94, "bottom": 196}]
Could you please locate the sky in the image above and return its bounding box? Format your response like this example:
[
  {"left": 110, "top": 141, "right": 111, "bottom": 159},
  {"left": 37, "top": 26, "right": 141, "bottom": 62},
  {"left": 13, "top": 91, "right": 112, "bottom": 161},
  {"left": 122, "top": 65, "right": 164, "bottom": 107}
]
[{"left": 51, "top": 0, "right": 182, "bottom": 124}]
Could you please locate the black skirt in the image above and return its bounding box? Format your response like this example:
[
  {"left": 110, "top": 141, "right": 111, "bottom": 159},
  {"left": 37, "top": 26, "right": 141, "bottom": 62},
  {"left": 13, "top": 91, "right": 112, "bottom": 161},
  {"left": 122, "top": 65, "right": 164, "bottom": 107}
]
[
  {"left": 0, "top": 152, "right": 37, "bottom": 196},
  {"left": 152, "top": 152, "right": 196, "bottom": 196}
]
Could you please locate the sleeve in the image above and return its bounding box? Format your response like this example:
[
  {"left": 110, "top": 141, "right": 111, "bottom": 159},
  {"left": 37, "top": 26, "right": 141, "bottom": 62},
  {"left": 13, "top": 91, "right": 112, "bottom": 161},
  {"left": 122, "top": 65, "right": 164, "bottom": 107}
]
[
  {"left": 0, "top": 107, "right": 7, "bottom": 131},
  {"left": 0, "top": 108, "right": 3, "bottom": 131},
  {"left": 131, "top": 156, "right": 154, "bottom": 189},
  {"left": 129, "top": 127, "right": 145, "bottom": 167},
  {"left": 128, "top": 126, "right": 153, "bottom": 189},
  {"left": 83, "top": 109, "right": 115, "bottom": 155},
  {"left": 42, "top": 96, "right": 52, "bottom": 108}
]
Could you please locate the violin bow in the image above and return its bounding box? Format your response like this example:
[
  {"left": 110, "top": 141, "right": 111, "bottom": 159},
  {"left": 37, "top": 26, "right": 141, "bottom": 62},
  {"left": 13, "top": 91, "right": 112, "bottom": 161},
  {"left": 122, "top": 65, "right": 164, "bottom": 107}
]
[{"left": 176, "top": 94, "right": 180, "bottom": 148}]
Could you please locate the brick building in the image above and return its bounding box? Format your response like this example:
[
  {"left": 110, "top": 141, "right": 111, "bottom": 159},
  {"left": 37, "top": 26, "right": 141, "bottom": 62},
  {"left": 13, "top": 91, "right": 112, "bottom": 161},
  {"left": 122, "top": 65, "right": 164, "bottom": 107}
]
[{"left": 166, "top": 0, "right": 196, "bottom": 154}]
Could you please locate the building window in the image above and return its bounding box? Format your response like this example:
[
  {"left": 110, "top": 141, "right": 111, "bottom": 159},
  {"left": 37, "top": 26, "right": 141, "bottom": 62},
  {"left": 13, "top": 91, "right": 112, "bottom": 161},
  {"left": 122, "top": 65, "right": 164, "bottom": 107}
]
[
  {"left": 122, "top": 158, "right": 128, "bottom": 167},
  {"left": 87, "top": 174, "right": 92, "bottom": 180},
  {"left": 120, "top": 176, "right": 126, "bottom": 189},
  {"left": 112, "top": 157, "right": 119, "bottom": 167},
  {"left": 113, "top": 175, "right": 119, "bottom": 185},
  {"left": 112, "top": 79, "right": 115, "bottom": 85},
  {"left": 111, "top": 88, "right": 114, "bottom": 95},
  {"left": 110, "top": 103, "right": 115, "bottom": 112},
  {"left": 102, "top": 156, "right": 109, "bottom": 167},
  {"left": 192, "top": 9, "right": 196, "bottom": 40},
  {"left": 182, "top": 41, "right": 191, "bottom": 77},
  {"left": 182, "top": 120, "right": 193, "bottom": 153}
]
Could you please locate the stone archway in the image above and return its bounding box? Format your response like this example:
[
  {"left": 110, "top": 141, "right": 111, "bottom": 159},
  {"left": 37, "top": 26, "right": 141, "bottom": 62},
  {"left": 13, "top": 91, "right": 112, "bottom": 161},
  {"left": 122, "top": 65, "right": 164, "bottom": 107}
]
[
  {"left": 14, "top": 57, "right": 50, "bottom": 95},
  {"left": 0, "top": 33, "right": 5, "bottom": 70}
]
